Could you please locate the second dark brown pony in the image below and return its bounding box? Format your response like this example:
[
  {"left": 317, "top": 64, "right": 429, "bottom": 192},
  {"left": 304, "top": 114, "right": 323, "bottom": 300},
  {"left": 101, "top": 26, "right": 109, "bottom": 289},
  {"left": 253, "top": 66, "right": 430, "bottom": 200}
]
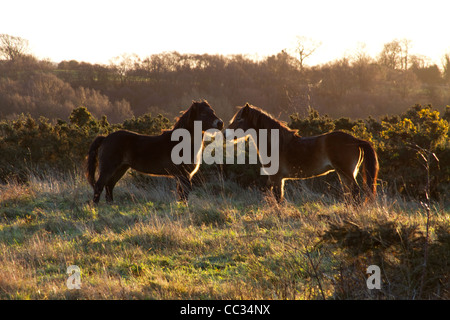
[
  {"left": 227, "top": 103, "right": 379, "bottom": 203},
  {"left": 86, "top": 100, "right": 223, "bottom": 204}
]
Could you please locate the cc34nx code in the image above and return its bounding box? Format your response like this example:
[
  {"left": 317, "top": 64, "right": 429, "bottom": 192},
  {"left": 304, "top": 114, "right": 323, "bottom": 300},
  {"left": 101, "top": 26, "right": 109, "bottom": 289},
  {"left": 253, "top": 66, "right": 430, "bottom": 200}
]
[{"left": 180, "top": 304, "right": 270, "bottom": 317}]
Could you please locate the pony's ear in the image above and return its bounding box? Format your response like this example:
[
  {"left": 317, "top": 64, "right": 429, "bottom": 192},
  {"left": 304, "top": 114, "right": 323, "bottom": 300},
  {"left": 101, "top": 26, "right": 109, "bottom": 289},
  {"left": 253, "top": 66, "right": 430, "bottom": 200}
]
[
  {"left": 188, "top": 103, "right": 197, "bottom": 122},
  {"left": 241, "top": 103, "right": 250, "bottom": 117}
]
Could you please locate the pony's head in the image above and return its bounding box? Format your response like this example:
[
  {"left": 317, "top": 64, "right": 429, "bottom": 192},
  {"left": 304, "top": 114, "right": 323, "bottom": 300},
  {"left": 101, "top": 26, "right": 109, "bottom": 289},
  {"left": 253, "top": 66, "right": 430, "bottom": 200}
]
[
  {"left": 173, "top": 100, "right": 223, "bottom": 131},
  {"left": 227, "top": 103, "right": 253, "bottom": 132}
]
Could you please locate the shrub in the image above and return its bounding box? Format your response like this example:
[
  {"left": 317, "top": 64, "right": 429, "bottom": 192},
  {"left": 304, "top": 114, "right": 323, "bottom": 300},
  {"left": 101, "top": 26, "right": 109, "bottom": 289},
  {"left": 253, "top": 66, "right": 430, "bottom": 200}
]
[{"left": 0, "top": 107, "right": 170, "bottom": 182}]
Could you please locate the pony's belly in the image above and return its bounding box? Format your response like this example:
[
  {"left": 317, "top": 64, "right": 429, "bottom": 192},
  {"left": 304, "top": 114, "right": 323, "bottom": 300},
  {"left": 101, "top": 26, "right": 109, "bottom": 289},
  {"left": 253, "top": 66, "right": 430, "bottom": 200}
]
[
  {"left": 312, "top": 168, "right": 335, "bottom": 178},
  {"left": 131, "top": 162, "right": 198, "bottom": 177},
  {"left": 291, "top": 164, "right": 335, "bottom": 179},
  {"left": 134, "top": 166, "right": 170, "bottom": 176}
]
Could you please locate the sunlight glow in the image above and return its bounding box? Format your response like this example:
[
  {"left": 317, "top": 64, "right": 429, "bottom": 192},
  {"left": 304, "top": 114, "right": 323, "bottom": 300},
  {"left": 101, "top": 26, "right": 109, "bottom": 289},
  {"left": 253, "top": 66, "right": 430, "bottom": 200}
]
[{"left": 1, "top": 0, "right": 449, "bottom": 66}]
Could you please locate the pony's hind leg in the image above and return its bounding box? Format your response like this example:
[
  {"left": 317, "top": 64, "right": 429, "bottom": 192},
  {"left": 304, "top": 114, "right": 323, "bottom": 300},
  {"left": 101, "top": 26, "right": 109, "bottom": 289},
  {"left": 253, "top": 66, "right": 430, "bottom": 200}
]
[
  {"left": 336, "top": 169, "right": 360, "bottom": 204},
  {"left": 175, "top": 175, "right": 192, "bottom": 202},
  {"left": 105, "top": 165, "right": 129, "bottom": 203},
  {"left": 93, "top": 175, "right": 107, "bottom": 204},
  {"left": 93, "top": 165, "right": 117, "bottom": 204}
]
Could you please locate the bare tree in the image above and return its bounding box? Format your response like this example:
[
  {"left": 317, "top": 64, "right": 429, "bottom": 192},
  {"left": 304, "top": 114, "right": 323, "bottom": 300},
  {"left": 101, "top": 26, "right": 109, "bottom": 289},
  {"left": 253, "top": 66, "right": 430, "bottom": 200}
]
[
  {"left": 409, "top": 54, "right": 431, "bottom": 69},
  {"left": 352, "top": 42, "right": 372, "bottom": 66},
  {"left": 379, "top": 40, "right": 401, "bottom": 69},
  {"left": 109, "top": 53, "right": 140, "bottom": 83},
  {"left": 400, "top": 39, "right": 412, "bottom": 70},
  {"left": 378, "top": 39, "right": 412, "bottom": 70},
  {"left": 0, "top": 34, "right": 30, "bottom": 61},
  {"left": 294, "top": 36, "right": 321, "bottom": 70},
  {"left": 442, "top": 53, "right": 450, "bottom": 83}
]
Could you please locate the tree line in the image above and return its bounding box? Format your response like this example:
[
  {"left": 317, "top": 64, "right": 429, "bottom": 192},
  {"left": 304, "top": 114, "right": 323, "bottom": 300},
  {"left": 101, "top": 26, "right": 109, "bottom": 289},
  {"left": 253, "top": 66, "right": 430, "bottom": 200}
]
[{"left": 1, "top": 34, "right": 450, "bottom": 124}]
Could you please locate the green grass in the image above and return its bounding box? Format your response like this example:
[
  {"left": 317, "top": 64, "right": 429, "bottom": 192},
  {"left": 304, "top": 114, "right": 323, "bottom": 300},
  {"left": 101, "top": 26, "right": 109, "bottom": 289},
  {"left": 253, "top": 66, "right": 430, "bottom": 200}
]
[{"left": 0, "top": 171, "right": 448, "bottom": 300}]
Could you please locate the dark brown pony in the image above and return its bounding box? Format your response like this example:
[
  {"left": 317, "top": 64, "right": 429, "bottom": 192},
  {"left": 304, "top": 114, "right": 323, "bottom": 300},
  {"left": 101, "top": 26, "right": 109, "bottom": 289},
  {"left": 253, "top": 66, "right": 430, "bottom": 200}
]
[
  {"left": 86, "top": 100, "right": 223, "bottom": 204},
  {"left": 227, "top": 103, "right": 379, "bottom": 203}
]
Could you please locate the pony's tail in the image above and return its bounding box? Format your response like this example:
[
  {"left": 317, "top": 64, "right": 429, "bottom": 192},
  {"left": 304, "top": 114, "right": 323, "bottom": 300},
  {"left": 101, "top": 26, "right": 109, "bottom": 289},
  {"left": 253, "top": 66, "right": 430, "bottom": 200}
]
[
  {"left": 85, "top": 136, "right": 105, "bottom": 188},
  {"left": 359, "top": 141, "right": 379, "bottom": 198}
]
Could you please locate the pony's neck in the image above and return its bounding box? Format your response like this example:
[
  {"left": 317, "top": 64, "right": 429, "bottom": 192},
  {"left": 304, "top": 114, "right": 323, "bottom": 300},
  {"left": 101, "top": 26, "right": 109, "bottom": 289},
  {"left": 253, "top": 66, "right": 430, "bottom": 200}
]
[
  {"left": 166, "top": 125, "right": 205, "bottom": 164},
  {"left": 251, "top": 117, "right": 295, "bottom": 150}
]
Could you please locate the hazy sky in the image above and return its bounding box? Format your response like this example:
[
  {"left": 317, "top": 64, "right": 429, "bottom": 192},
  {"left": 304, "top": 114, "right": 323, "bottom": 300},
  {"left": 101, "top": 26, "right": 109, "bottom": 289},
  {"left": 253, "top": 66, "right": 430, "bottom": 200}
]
[{"left": 1, "top": 0, "right": 449, "bottom": 66}]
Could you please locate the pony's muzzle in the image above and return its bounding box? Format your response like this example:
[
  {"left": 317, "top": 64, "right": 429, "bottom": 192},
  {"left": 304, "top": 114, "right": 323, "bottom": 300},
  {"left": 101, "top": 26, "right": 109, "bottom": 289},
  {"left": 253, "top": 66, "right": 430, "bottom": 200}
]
[{"left": 214, "top": 119, "right": 224, "bottom": 130}]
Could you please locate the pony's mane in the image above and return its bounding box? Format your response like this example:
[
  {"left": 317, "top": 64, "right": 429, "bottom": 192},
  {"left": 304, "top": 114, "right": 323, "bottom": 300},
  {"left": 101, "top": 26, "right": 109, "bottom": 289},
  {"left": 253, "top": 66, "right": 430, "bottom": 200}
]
[
  {"left": 241, "top": 104, "right": 297, "bottom": 139},
  {"left": 172, "top": 100, "right": 210, "bottom": 130},
  {"left": 230, "top": 104, "right": 297, "bottom": 149}
]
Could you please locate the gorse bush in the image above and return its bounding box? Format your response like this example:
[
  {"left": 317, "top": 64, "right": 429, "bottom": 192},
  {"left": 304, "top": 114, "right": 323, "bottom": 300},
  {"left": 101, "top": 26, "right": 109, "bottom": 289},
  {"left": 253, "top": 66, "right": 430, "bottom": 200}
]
[
  {"left": 0, "top": 107, "right": 171, "bottom": 182},
  {"left": 379, "top": 105, "right": 449, "bottom": 198},
  {"left": 322, "top": 212, "right": 450, "bottom": 299}
]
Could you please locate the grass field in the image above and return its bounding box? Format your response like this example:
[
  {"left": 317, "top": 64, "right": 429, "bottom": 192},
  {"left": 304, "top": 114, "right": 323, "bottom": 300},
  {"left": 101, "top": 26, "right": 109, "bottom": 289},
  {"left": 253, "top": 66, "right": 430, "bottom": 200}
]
[{"left": 0, "top": 170, "right": 448, "bottom": 300}]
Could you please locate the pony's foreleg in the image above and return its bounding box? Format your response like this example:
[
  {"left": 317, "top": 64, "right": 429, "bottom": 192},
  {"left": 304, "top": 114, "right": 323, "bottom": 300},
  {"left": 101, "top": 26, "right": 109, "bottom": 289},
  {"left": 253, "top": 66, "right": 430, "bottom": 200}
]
[
  {"left": 267, "top": 175, "right": 285, "bottom": 203},
  {"left": 93, "top": 169, "right": 114, "bottom": 204},
  {"left": 176, "top": 175, "right": 192, "bottom": 202}
]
